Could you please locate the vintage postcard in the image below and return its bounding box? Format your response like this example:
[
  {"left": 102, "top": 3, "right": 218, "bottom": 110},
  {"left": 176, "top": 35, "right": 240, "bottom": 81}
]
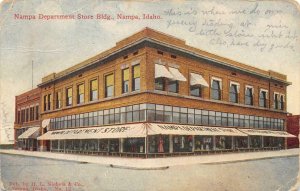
[{"left": 1, "top": 0, "right": 300, "bottom": 190}]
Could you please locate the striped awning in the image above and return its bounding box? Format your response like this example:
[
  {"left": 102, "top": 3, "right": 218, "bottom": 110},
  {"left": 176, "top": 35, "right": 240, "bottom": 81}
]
[
  {"left": 239, "top": 129, "right": 296, "bottom": 138},
  {"left": 18, "top": 126, "right": 40, "bottom": 139},
  {"left": 37, "top": 124, "right": 147, "bottom": 140},
  {"left": 147, "top": 123, "right": 247, "bottom": 136}
]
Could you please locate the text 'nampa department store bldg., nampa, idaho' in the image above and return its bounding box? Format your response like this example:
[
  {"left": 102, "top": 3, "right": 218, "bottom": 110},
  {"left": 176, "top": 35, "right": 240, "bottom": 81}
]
[{"left": 15, "top": 28, "right": 295, "bottom": 157}]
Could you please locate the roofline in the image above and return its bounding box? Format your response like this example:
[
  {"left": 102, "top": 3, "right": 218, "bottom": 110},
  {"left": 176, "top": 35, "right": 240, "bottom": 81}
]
[
  {"left": 147, "top": 38, "right": 291, "bottom": 85},
  {"left": 38, "top": 37, "right": 291, "bottom": 87}
]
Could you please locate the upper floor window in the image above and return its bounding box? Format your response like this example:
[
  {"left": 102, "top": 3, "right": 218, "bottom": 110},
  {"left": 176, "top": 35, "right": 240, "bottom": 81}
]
[
  {"left": 17, "top": 110, "right": 21, "bottom": 124},
  {"left": 211, "top": 77, "right": 222, "bottom": 100},
  {"left": 43, "top": 95, "right": 47, "bottom": 111},
  {"left": 66, "top": 87, "right": 73, "bottom": 106},
  {"left": 105, "top": 73, "right": 114, "bottom": 98},
  {"left": 77, "top": 84, "right": 84, "bottom": 104},
  {"left": 167, "top": 67, "right": 186, "bottom": 93},
  {"left": 132, "top": 64, "right": 140, "bottom": 91},
  {"left": 25, "top": 108, "right": 29, "bottom": 122},
  {"left": 190, "top": 85, "right": 202, "bottom": 97},
  {"left": 44, "top": 94, "right": 51, "bottom": 111},
  {"left": 229, "top": 82, "right": 239, "bottom": 103},
  {"left": 30, "top": 107, "right": 34, "bottom": 121},
  {"left": 154, "top": 63, "right": 173, "bottom": 91},
  {"left": 90, "top": 79, "right": 98, "bottom": 101},
  {"left": 190, "top": 73, "right": 209, "bottom": 98},
  {"left": 48, "top": 94, "right": 52, "bottom": 110},
  {"left": 122, "top": 68, "right": 129, "bottom": 93},
  {"left": 245, "top": 86, "right": 253, "bottom": 105},
  {"left": 168, "top": 80, "right": 178, "bottom": 93},
  {"left": 20, "top": 109, "right": 25, "bottom": 123},
  {"left": 155, "top": 77, "right": 165, "bottom": 91},
  {"left": 279, "top": 94, "right": 284, "bottom": 110},
  {"left": 56, "top": 91, "right": 62, "bottom": 109},
  {"left": 274, "top": 93, "right": 279, "bottom": 109},
  {"left": 35, "top": 105, "right": 39, "bottom": 120},
  {"left": 259, "top": 89, "right": 268, "bottom": 108}
]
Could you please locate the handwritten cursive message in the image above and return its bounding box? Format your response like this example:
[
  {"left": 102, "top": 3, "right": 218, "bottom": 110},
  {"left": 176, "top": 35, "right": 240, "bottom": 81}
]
[{"left": 164, "top": 2, "right": 298, "bottom": 52}]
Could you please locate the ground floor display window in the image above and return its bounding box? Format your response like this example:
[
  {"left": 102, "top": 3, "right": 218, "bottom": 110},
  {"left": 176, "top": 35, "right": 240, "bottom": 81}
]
[
  {"left": 215, "top": 136, "right": 232, "bottom": 150},
  {"left": 173, "top": 135, "right": 193, "bottom": 152},
  {"left": 264, "top": 136, "right": 274, "bottom": 148},
  {"left": 51, "top": 140, "right": 59, "bottom": 150},
  {"left": 24, "top": 139, "right": 37, "bottom": 150},
  {"left": 72, "top": 140, "right": 81, "bottom": 151},
  {"left": 148, "top": 135, "right": 169, "bottom": 153},
  {"left": 109, "top": 139, "right": 119, "bottom": 152},
  {"left": 65, "top": 140, "right": 73, "bottom": 151},
  {"left": 194, "top": 136, "right": 213, "bottom": 151},
  {"left": 250, "top": 136, "right": 262, "bottom": 148},
  {"left": 99, "top": 140, "right": 108, "bottom": 152},
  {"left": 17, "top": 139, "right": 25, "bottom": 149},
  {"left": 59, "top": 140, "right": 65, "bottom": 151},
  {"left": 274, "top": 137, "right": 284, "bottom": 149},
  {"left": 235, "top": 137, "right": 248, "bottom": 149},
  {"left": 264, "top": 137, "right": 284, "bottom": 148},
  {"left": 124, "top": 138, "right": 145, "bottom": 153},
  {"left": 81, "top": 139, "right": 98, "bottom": 152}
]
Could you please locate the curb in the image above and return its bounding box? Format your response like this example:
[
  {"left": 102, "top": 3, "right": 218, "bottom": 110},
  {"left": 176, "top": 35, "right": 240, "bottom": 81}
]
[{"left": 109, "top": 164, "right": 170, "bottom": 170}]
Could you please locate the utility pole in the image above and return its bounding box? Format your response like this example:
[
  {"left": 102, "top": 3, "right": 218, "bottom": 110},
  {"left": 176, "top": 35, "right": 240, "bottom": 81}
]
[{"left": 32, "top": 60, "right": 33, "bottom": 89}]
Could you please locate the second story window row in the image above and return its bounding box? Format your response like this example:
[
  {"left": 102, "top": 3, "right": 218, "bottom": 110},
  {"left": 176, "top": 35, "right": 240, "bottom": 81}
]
[
  {"left": 17, "top": 104, "right": 39, "bottom": 124},
  {"left": 45, "top": 64, "right": 141, "bottom": 111},
  {"left": 153, "top": 60, "right": 285, "bottom": 110}
]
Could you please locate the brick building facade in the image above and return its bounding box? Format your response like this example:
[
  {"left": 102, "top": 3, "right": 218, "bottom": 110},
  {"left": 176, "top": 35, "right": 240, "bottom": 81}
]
[
  {"left": 33, "top": 28, "right": 294, "bottom": 156},
  {"left": 14, "top": 88, "right": 41, "bottom": 151}
]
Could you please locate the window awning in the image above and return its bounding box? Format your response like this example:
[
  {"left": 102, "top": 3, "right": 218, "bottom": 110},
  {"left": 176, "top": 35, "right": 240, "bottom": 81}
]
[
  {"left": 37, "top": 124, "right": 147, "bottom": 140},
  {"left": 42, "top": 119, "right": 50, "bottom": 129},
  {"left": 18, "top": 126, "right": 40, "bottom": 139},
  {"left": 147, "top": 123, "right": 247, "bottom": 136},
  {"left": 190, "top": 73, "right": 209, "bottom": 87},
  {"left": 239, "top": 129, "right": 296, "bottom": 138},
  {"left": 155, "top": 64, "right": 173, "bottom": 79},
  {"left": 169, "top": 67, "right": 187, "bottom": 81}
]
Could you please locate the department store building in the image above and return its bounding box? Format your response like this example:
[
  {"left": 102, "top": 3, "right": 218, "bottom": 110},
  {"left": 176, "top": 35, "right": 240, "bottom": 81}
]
[{"left": 27, "top": 28, "right": 294, "bottom": 157}]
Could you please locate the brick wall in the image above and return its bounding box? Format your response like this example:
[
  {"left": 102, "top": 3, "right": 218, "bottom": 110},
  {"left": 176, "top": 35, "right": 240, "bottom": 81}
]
[{"left": 287, "top": 115, "right": 300, "bottom": 148}]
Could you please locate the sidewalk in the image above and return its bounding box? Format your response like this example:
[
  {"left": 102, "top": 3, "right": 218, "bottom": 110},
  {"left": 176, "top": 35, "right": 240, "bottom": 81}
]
[{"left": 0, "top": 149, "right": 299, "bottom": 169}]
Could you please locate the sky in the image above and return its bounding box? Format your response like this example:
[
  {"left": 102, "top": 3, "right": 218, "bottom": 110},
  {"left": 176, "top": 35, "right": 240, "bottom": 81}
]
[{"left": 0, "top": 0, "right": 300, "bottom": 144}]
